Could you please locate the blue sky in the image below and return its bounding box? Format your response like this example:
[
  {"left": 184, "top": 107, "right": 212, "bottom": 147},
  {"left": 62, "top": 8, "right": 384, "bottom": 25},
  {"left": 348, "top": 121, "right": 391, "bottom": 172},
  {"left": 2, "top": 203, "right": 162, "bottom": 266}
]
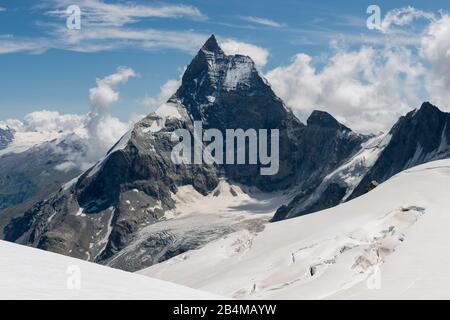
[{"left": 0, "top": 0, "right": 449, "bottom": 132}]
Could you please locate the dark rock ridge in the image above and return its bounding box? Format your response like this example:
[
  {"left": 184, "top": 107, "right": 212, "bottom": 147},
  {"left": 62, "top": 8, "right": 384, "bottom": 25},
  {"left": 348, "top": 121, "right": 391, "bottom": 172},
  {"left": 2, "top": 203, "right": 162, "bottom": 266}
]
[
  {"left": 307, "top": 110, "right": 351, "bottom": 132},
  {"left": 3, "top": 35, "right": 365, "bottom": 271},
  {"left": 349, "top": 102, "right": 450, "bottom": 199},
  {"left": 273, "top": 101, "right": 450, "bottom": 221}
]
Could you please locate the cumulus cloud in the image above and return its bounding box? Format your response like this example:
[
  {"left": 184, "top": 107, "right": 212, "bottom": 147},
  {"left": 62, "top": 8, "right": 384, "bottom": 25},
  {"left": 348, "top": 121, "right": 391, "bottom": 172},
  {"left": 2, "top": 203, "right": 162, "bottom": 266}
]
[
  {"left": 380, "top": 6, "right": 435, "bottom": 33},
  {"left": 84, "top": 67, "right": 137, "bottom": 164},
  {"left": 220, "top": 39, "right": 269, "bottom": 68},
  {"left": 0, "top": 110, "right": 86, "bottom": 134},
  {"left": 89, "top": 66, "right": 137, "bottom": 111},
  {"left": 0, "top": 111, "right": 89, "bottom": 170},
  {"left": 2, "top": 67, "right": 138, "bottom": 170},
  {"left": 92, "top": 114, "right": 128, "bottom": 148},
  {"left": 262, "top": 6, "right": 450, "bottom": 133},
  {"left": 23, "top": 110, "right": 86, "bottom": 132},
  {"left": 142, "top": 78, "right": 181, "bottom": 110},
  {"left": 421, "top": 14, "right": 450, "bottom": 109},
  {"left": 0, "top": 118, "right": 23, "bottom": 131},
  {"left": 266, "top": 46, "right": 425, "bottom": 133}
]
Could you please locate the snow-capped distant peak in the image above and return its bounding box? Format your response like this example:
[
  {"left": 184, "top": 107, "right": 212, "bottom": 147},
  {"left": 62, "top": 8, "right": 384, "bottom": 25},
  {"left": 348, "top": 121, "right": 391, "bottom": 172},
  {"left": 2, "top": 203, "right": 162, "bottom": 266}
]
[{"left": 0, "top": 126, "right": 14, "bottom": 150}]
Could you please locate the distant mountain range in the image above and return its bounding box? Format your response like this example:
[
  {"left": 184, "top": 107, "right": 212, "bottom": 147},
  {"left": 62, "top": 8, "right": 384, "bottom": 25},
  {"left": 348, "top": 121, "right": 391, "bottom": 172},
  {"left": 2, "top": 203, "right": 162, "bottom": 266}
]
[
  {"left": 2, "top": 35, "right": 450, "bottom": 273},
  {"left": 0, "top": 127, "right": 14, "bottom": 150},
  {"left": 0, "top": 128, "right": 83, "bottom": 236}
]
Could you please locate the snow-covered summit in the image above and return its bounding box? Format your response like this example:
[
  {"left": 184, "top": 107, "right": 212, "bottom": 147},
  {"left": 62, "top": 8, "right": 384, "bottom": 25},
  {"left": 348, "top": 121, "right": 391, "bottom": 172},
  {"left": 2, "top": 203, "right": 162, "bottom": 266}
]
[{"left": 177, "top": 34, "right": 262, "bottom": 98}]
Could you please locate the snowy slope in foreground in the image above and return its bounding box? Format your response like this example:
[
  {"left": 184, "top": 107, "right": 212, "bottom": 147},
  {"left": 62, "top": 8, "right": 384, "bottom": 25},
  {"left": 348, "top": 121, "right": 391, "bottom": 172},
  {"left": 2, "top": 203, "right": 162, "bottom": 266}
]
[
  {"left": 141, "top": 159, "right": 450, "bottom": 299},
  {"left": 0, "top": 240, "right": 221, "bottom": 300}
]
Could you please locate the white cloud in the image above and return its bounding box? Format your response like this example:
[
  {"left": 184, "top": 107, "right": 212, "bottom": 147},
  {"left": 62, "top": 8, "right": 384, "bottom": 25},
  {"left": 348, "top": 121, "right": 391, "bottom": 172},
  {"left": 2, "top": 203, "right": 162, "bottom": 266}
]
[
  {"left": 1, "top": 110, "right": 86, "bottom": 134},
  {"left": 47, "top": 0, "right": 206, "bottom": 26},
  {"left": 23, "top": 110, "right": 86, "bottom": 133},
  {"left": 1, "top": 28, "right": 207, "bottom": 55},
  {"left": 0, "top": 6, "right": 267, "bottom": 59},
  {"left": 85, "top": 67, "right": 137, "bottom": 163},
  {"left": 266, "top": 46, "right": 425, "bottom": 133},
  {"left": 263, "top": 6, "right": 450, "bottom": 133},
  {"left": 0, "top": 118, "right": 23, "bottom": 131},
  {"left": 380, "top": 6, "right": 435, "bottom": 33},
  {"left": 0, "top": 0, "right": 209, "bottom": 55},
  {"left": 421, "top": 14, "right": 450, "bottom": 109},
  {"left": 220, "top": 39, "right": 269, "bottom": 68},
  {"left": 52, "top": 26, "right": 210, "bottom": 54},
  {"left": 0, "top": 7, "right": 6, "bottom": 12},
  {"left": 0, "top": 37, "right": 50, "bottom": 54},
  {"left": 240, "top": 16, "right": 285, "bottom": 28},
  {"left": 1, "top": 68, "right": 138, "bottom": 169},
  {"left": 93, "top": 114, "right": 128, "bottom": 148},
  {"left": 4, "top": 3, "right": 450, "bottom": 138},
  {"left": 142, "top": 79, "right": 181, "bottom": 110},
  {"left": 54, "top": 161, "right": 78, "bottom": 172},
  {"left": 89, "top": 66, "right": 137, "bottom": 111}
]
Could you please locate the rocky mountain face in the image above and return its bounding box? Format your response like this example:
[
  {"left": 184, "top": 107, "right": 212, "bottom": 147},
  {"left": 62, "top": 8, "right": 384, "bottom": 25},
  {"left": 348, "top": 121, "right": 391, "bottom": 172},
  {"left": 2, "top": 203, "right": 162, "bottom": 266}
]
[
  {"left": 170, "top": 36, "right": 365, "bottom": 190},
  {"left": 349, "top": 102, "right": 450, "bottom": 199},
  {"left": 274, "top": 102, "right": 450, "bottom": 221},
  {"left": 4, "top": 35, "right": 365, "bottom": 272},
  {"left": 169, "top": 35, "right": 301, "bottom": 190},
  {"left": 0, "top": 127, "right": 14, "bottom": 150}
]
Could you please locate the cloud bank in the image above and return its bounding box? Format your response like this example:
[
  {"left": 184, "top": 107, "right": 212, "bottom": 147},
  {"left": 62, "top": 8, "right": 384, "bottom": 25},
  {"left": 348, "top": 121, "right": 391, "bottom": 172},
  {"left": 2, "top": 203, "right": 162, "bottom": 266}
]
[
  {"left": 266, "top": 46, "right": 425, "bottom": 133},
  {"left": 264, "top": 8, "right": 450, "bottom": 133},
  {"left": 1, "top": 67, "right": 138, "bottom": 171},
  {"left": 421, "top": 14, "right": 450, "bottom": 108}
]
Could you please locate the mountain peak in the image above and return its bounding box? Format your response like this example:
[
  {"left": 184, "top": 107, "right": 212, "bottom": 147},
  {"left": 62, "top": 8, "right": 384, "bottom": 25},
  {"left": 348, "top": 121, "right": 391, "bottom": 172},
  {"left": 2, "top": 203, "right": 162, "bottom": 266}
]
[
  {"left": 399, "top": 102, "right": 445, "bottom": 125},
  {"left": 417, "top": 101, "right": 441, "bottom": 115},
  {"left": 173, "top": 34, "right": 271, "bottom": 115},
  {"left": 307, "top": 110, "right": 350, "bottom": 131},
  {"left": 200, "top": 34, "right": 223, "bottom": 54}
]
